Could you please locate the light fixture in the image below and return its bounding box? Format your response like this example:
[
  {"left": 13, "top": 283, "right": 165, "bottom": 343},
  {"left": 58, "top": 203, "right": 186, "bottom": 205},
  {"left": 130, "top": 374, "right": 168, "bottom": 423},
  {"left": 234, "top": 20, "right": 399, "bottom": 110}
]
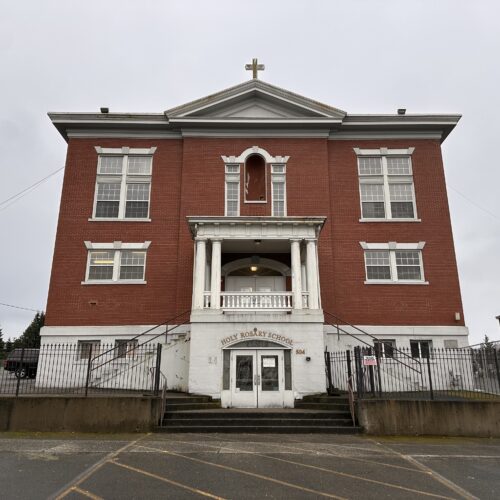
[
  {"left": 250, "top": 265, "right": 258, "bottom": 272},
  {"left": 254, "top": 239, "right": 261, "bottom": 245}
]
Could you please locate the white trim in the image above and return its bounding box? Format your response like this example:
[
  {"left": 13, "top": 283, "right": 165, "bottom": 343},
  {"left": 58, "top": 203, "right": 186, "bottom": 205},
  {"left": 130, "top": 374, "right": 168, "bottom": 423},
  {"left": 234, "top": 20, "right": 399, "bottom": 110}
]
[
  {"left": 363, "top": 280, "right": 429, "bottom": 285},
  {"left": 221, "top": 257, "right": 291, "bottom": 277},
  {"left": 84, "top": 241, "right": 151, "bottom": 250},
  {"left": 359, "top": 218, "right": 421, "bottom": 223},
  {"left": 88, "top": 218, "right": 151, "bottom": 222},
  {"left": 330, "top": 132, "right": 443, "bottom": 140},
  {"left": 359, "top": 242, "right": 426, "bottom": 250},
  {"left": 81, "top": 280, "right": 147, "bottom": 285},
  {"left": 94, "top": 146, "right": 157, "bottom": 155},
  {"left": 222, "top": 146, "right": 289, "bottom": 164},
  {"left": 354, "top": 147, "right": 415, "bottom": 156}
]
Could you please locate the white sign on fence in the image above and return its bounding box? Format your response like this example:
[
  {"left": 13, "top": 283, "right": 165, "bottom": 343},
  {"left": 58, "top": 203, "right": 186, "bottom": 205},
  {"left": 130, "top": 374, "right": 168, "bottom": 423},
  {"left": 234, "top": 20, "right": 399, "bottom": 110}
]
[{"left": 363, "top": 355, "right": 377, "bottom": 366}]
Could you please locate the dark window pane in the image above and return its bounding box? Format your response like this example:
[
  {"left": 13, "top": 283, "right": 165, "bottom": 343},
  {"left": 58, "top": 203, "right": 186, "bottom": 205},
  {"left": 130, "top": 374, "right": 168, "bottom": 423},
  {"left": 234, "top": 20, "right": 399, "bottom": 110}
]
[
  {"left": 410, "top": 341, "right": 420, "bottom": 358},
  {"left": 397, "top": 266, "right": 421, "bottom": 280},
  {"left": 95, "top": 201, "right": 119, "bottom": 218},
  {"left": 391, "top": 202, "right": 414, "bottom": 218},
  {"left": 222, "top": 350, "right": 230, "bottom": 390},
  {"left": 384, "top": 342, "right": 395, "bottom": 358},
  {"left": 367, "top": 266, "right": 391, "bottom": 280},
  {"left": 362, "top": 202, "right": 385, "bottom": 218},
  {"left": 88, "top": 266, "right": 113, "bottom": 280},
  {"left": 125, "top": 201, "right": 149, "bottom": 218},
  {"left": 261, "top": 356, "right": 279, "bottom": 391},
  {"left": 421, "top": 341, "right": 430, "bottom": 359},
  {"left": 236, "top": 355, "right": 253, "bottom": 391},
  {"left": 284, "top": 350, "right": 292, "bottom": 390},
  {"left": 119, "top": 266, "right": 144, "bottom": 280}
]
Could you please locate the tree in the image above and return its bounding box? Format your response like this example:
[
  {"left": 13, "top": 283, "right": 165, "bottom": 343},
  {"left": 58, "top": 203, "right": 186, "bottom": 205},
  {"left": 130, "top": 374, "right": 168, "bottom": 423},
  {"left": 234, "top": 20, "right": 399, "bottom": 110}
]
[
  {"left": 0, "top": 327, "right": 4, "bottom": 351},
  {"left": 483, "top": 334, "right": 494, "bottom": 350},
  {"left": 13, "top": 312, "right": 45, "bottom": 348}
]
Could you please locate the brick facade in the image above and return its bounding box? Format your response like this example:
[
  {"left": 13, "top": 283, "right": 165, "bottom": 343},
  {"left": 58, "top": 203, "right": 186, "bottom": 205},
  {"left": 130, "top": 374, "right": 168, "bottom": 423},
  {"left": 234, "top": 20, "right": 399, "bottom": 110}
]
[{"left": 45, "top": 136, "right": 464, "bottom": 328}]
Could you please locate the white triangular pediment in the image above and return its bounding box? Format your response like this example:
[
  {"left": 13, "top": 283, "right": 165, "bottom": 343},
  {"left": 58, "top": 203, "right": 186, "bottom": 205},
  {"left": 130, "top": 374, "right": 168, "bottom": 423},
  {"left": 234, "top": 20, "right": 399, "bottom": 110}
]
[{"left": 165, "top": 80, "right": 346, "bottom": 122}]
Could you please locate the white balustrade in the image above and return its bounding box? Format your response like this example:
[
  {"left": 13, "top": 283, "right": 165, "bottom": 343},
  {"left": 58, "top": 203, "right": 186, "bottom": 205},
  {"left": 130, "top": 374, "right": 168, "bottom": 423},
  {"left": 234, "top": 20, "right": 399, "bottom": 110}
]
[
  {"left": 301, "top": 292, "right": 309, "bottom": 309},
  {"left": 213, "top": 292, "right": 294, "bottom": 311}
]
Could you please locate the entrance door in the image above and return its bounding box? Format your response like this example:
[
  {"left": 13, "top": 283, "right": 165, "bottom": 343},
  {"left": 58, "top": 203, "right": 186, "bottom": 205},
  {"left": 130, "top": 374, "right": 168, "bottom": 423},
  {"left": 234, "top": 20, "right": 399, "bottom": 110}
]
[{"left": 230, "top": 349, "right": 285, "bottom": 408}]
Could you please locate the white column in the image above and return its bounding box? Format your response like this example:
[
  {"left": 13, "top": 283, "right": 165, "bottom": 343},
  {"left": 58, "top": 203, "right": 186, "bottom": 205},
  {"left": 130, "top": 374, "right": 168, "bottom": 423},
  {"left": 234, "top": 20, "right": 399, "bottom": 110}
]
[
  {"left": 210, "top": 239, "right": 222, "bottom": 309},
  {"left": 290, "top": 239, "right": 302, "bottom": 310},
  {"left": 193, "top": 237, "right": 207, "bottom": 309},
  {"left": 306, "top": 238, "right": 319, "bottom": 309}
]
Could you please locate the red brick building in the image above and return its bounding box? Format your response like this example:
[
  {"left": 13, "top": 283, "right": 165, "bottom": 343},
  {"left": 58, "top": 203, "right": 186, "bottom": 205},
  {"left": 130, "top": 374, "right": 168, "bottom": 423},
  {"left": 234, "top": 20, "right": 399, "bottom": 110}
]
[{"left": 42, "top": 76, "right": 467, "bottom": 407}]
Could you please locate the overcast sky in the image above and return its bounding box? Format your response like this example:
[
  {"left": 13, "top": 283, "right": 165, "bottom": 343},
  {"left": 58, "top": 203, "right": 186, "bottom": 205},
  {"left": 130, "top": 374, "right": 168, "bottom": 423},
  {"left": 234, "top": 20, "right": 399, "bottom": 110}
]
[{"left": 0, "top": 0, "right": 499, "bottom": 344}]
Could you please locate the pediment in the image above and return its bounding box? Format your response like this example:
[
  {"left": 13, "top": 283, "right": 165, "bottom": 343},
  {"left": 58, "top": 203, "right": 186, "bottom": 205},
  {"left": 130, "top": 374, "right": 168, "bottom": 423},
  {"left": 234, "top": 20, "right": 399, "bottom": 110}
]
[{"left": 165, "top": 80, "right": 346, "bottom": 122}]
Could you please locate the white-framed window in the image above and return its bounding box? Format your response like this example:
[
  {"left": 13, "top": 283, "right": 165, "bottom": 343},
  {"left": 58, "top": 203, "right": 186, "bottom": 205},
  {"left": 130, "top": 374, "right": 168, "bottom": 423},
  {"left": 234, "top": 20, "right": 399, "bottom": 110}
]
[
  {"left": 360, "top": 242, "right": 427, "bottom": 284},
  {"left": 271, "top": 164, "right": 287, "bottom": 216},
  {"left": 77, "top": 340, "right": 101, "bottom": 360},
  {"left": 225, "top": 164, "right": 240, "bottom": 216},
  {"left": 374, "top": 340, "right": 396, "bottom": 358},
  {"left": 410, "top": 339, "right": 432, "bottom": 359},
  {"left": 356, "top": 148, "right": 418, "bottom": 221},
  {"left": 83, "top": 241, "right": 151, "bottom": 284},
  {"left": 92, "top": 147, "right": 156, "bottom": 221}
]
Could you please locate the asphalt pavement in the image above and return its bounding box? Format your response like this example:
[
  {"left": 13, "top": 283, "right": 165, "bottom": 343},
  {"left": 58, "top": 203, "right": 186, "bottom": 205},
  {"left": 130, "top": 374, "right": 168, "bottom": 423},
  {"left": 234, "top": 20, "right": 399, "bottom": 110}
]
[{"left": 0, "top": 432, "right": 498, "bottom": 499}]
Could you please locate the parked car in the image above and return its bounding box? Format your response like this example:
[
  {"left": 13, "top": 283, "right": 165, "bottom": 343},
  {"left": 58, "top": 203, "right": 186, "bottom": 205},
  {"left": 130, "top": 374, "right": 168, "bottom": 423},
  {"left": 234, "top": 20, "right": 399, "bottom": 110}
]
[{"left": 3, "top": 348, "right": 39, "bottom": 378}]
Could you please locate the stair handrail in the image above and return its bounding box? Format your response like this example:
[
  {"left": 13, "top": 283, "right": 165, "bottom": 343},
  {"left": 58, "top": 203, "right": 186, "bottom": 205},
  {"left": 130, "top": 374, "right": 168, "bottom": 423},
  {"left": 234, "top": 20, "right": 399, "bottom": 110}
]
[
  {"left": 324, "top": 310, "right": 422, "bottom": 375},
  {"left": 90, "top": 310, "right": 191, "bottom": 372},
  {"left": 347, "top": 374, "right": 356, "bottom": 427}
]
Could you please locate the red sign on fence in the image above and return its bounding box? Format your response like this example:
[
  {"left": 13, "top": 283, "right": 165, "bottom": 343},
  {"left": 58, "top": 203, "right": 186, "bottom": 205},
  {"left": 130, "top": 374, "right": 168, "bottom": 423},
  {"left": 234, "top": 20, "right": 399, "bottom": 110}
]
[{"left": 363, "top": 355, "right": 377, "bottom": 366}]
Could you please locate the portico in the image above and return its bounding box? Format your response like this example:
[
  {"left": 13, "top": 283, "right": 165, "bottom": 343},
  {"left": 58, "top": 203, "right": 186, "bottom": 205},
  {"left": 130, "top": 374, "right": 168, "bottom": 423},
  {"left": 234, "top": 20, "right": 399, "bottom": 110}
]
[{"left": 188, "top": 216, "right": 325, "bottom": 314}]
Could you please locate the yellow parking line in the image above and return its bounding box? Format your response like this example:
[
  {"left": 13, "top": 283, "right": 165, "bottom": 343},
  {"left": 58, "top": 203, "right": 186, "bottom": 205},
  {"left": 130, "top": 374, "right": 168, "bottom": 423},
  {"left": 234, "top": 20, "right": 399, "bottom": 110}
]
[
  {"left": 71, "top": 486, "right": 104, "bottom": 500},
  {"left": 109, "top": 460, "right": 226, "bottom": 499},
  {"left": 138, "top": 443, "right": 453, "bottom": 499},
  {"left": 136, "top": 444, "right": 347, "bottom": 499}
]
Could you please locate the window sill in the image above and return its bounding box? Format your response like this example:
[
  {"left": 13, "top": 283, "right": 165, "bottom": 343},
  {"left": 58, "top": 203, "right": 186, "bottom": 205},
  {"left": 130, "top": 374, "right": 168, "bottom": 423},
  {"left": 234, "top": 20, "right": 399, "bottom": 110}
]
[
  {"left": 81, "top": 280, "right": 147, "bottom": 285},
  {"left": 244, "top": 200, "right": 268, "bottom": 204},
  {"left": 359, "top": 218, "right": 421, "bottom": 223},
  {"left": 364, "top": 280, "right": 429, "bottom": 285},
  {"left": 88, "top": 218, "right": 151, "bottom": 222}
]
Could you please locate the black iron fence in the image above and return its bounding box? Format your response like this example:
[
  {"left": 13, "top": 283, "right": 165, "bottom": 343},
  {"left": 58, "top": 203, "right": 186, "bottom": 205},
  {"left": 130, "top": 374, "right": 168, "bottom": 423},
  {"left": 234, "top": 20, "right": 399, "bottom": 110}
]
[
  {"left": 0, "top": 343, "right": 162, "bottom": 396},
  {"left": 326, "top": 345, "right": 500, "bottom": 401}
]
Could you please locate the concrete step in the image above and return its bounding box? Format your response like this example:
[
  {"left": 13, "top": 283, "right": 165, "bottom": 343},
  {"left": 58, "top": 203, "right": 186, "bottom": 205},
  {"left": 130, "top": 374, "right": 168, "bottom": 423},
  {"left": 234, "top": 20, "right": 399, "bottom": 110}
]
[
  {"left": 165, "top": 402, "right": 222, "bottom": 411},
  {"left": 156, "top": 425, "right": 361, "bottom": 434},
  {"left": 162, "top": 418, "right": 354, "bottom": 427},
  {"left": 165, "top": 396, "right": 214, "bottom": 404},
  {"left": 163, "top": 410, "right": 351, "bottom": 420},
  {"left": 294, "top": 402, "right": 350, "bottom": 411},
  {"left": 301, "top": 395, "right": 349, "bottom": 403}
]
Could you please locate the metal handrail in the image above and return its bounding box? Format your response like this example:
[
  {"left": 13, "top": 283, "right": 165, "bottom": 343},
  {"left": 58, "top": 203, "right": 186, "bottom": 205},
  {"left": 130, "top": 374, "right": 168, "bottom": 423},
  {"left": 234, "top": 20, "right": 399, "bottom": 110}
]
[
  {"left": 91, "top": 310, "right": 191, "bottom": 372},
  {"left": 324, "top": 310, "right": 422, "bottom": 375},
  {"left": 347, "top": 375, "right": 356, "bottom": 427}
]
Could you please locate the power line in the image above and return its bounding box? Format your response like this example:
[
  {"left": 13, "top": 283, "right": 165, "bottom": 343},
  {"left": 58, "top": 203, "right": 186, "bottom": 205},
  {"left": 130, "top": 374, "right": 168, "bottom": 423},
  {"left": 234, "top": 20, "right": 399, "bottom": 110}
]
[
  {"left": 0, "top": 166, "right": 65, "bottom": 212},
  {"left": 0, "top": 302, "right": 42, "bottom": 313},
  {"left": 447, "top": 184, "right": 500, "bottom": 222}
]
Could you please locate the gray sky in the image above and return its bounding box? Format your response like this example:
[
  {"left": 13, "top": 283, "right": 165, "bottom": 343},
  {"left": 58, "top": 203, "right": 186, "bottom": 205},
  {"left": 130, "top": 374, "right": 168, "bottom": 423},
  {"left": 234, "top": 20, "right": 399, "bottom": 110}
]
[{"left": 0, "top": 0, "right": 499, "bottom": 344}]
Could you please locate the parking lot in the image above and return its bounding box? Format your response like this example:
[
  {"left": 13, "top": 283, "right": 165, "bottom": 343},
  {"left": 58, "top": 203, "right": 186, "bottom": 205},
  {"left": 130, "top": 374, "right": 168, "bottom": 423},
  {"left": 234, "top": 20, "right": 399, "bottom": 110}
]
[{"left": 0, "top": 432, "right": 499, "bottom": 499}]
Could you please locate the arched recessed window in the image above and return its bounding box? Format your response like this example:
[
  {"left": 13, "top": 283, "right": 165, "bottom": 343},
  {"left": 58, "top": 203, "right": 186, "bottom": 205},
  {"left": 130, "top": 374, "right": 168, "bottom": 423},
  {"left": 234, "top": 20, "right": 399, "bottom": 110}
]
[{"left": 245, "top": 154, "right": 266, "bottom": 202}]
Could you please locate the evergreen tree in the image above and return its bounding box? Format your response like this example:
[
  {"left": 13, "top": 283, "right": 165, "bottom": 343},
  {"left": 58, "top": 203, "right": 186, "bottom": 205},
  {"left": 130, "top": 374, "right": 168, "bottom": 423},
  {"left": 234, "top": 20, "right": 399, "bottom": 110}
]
[
  {"left": 0, "top": 327, "right": 4, "bottom": 351},
  {"left": 14, "top": 312, "right": 45, "bottom": 348},
  {"left": 483, "top": 334, "right": 494, "bottom": 350}
]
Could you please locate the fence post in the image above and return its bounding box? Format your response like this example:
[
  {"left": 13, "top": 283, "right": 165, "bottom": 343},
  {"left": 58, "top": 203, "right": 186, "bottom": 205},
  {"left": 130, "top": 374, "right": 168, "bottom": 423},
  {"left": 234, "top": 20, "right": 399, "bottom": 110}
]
[
  {"left": 346, "top": 350, "right": 352, "bottom": 380},
  {"left": 375, "top": 348, "right": 383, "bottom": 398},
  {"left": 325, "top": 351, "right": 334, "bottom": 394},
  {"left": 426, "top": 352, "right": 434, "bottom": 400},
  {"left": 494, "top": 349, "right": 500, "bottom": 393},
  {"left": 367, "top": 347, "right": 376, "bottom": 397},
  {"left": 15, "top": 347, "right": 25, "bottom": 397},
  {"left": 154, "top": 344, "right": 162, "bottom": 396},
  {"left": 84, "top": 344, "right": 93, "bottom": 397},
  {"left": 354, "top": 346, "right": 363, "bottom": 399}
]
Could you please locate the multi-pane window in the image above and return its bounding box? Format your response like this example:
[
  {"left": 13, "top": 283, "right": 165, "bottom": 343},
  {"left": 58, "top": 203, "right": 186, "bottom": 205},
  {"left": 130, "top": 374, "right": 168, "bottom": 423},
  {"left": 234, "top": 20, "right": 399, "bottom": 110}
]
[
  {"left": 225, "top": 165, "right": 240, "bottom": 216},
  {"left": 115, "top": 339, "right": 138, "bottom": 359},
  {"left": 374, "top": 340, "right": 396, "bottom": 358},
  {"left": 358, "top": 153, "right": 417, "bottom": 220},
  {"left": 119, "top": 251, "right": 146, "bottom": 280},
  {"left": 85, "top": 248, "right": 147, "bottom": 283},
  {"left": 410, "top": 340, "right": 432, "bottom": 359},
  {"left": 271, "top": 164, "right": 286, "bottom": 216},
  {"left": 364, "top": 248, "right": 425, "bottom": 283},
  {"left": 93, "top": 151, "right": 153, "bottom": 220},
  {"left": 77, "top": 340, "right": 100, "bottom": 360}
]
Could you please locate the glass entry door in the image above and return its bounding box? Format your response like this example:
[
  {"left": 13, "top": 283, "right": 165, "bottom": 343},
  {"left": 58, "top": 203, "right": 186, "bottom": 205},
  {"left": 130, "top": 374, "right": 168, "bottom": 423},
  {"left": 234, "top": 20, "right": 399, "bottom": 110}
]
[{"left": 230, "top": 350, "right": 285, "bottom": 408}]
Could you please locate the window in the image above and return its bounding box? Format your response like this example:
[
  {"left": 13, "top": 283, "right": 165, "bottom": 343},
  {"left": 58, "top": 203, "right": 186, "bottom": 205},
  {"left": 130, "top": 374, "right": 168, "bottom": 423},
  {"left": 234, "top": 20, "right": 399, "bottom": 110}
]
[
  {"left": 374, "top": 340, "right": 396, "bottom": 358},
  {"left": 357, "top": 150, "right": 417, "bottom": 220},
  {"left": 225, "top": 165, "right": 240, "bottom": 216},
  {"left": 361, "top": 243, "right": 426, "bottom": 284},
  {"left": 84, "top": 242, "right": 150, "bottom": 283},
  {"left": 271, "top": 164, "right": 286, "bottom": 216},
  {"left": 77, "top": 340, "right": 100, "bottom": 360},
  {"left": 245, "top": 154, "right": 266, "bottom": 202},
  {"left": 410, "top": 340, "right": 432, "bottom": 359},
  {"left": 93, "top": 147, "right": 155, "bottom": 220},
  {"left": 115, "top": 339, "right": 138, "bottom": 359}
]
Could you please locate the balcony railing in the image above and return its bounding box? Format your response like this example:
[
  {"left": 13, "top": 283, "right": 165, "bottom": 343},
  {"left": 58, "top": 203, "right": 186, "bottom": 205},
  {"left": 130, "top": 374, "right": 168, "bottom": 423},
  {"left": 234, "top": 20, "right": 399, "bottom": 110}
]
[{"left": 203, "top": 291, "right": 310, "bottom": 310}]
